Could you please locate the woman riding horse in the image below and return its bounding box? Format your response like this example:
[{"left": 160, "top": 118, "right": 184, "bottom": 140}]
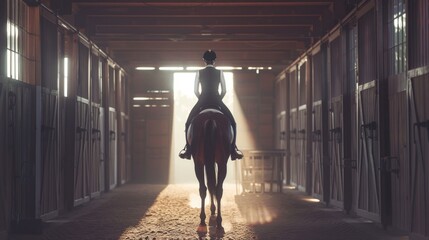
[{"left": 179, "top": 50, "right": 243, "bottom": 160}]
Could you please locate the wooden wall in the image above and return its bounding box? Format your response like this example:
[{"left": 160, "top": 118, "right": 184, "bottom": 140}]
[
  {"left": 234, "top": 71, "right": 276, "bottom": 150},
  {"left": 130, "top": 71, "right": 173, "bottom": 184}
]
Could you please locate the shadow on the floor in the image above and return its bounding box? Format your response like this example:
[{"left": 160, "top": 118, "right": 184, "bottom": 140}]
[
  {"left": 235, "top": 190, "right": 409, "bottom": 240},
  {"left": 9, "top": 184, "right": 167, "bottom": 240}
]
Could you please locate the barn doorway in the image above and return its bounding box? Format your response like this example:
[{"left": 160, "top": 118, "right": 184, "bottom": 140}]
[{"left": 171, "top": 71, "right": 236, "bottom": 184}]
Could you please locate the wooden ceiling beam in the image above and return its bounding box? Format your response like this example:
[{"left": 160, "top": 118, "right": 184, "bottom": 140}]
[
  {"left": 90, "top": 40, "right": 306, "bottom": 51},
  {"left": 76, "top": 5, "right": 328, "bottom": 17},
  {"left": 93, "top": 25, "right": 313, "bottom": 35},
  {"left": 72, "top": 0, "right": 334, "bottom": 7},
  {"left": 86, "top": 16, "right": 321, "bottom": 27},
  {"left": 66, "top": 0, "right": 347, "bottom": 71}
]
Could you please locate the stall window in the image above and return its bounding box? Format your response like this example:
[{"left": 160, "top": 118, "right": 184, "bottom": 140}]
[
  {"left": 6, "top": 0, "right": 36, "bottom": 83},
  {"left": 386, "top": 0, "right": 407, "bottom": 75}
]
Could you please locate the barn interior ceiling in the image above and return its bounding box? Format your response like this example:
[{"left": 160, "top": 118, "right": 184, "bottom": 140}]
[{"left": 66, "top": 0, "right": 352, "bottom": 72}]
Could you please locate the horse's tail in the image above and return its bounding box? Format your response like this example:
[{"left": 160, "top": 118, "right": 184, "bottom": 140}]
[
  {"left": 204, "top": 119, "right": 216, "bottom": 165},
  {"left": 204, "top": 119, "right": 217, "bottom": 192}
]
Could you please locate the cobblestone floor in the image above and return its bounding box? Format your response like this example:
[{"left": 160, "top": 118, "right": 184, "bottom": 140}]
[{"left": 9, "top": 184, "right": 409, "bottom": 240}]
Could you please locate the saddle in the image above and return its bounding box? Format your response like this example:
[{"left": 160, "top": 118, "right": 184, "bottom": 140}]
[{"left": 198, "top": 104, "right": 222, "bottom": 113}]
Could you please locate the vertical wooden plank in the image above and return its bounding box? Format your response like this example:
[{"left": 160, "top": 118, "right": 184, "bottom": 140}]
[
  {"left": 0, "top": 82, "right": 9, "bottom": 237},
  {"left": 0, "top": 0, "right": 8, "bottom": 235},
  {"left": 57, "top": 27, "right": 67, "bottom": 213},
  {"left": 274, "top": 74, "right": 286, "bottom": 185},
  {"left": 285, "top": 73, "right": 291, "bottom": 185},
  {"left": 108, "top": 65, "right": 117, "bottom": 189},
  {"left": 306, "top": 55, "right": 313, "bottom": 196},
  {"left": 345, "top": 23, "right": 358, "bottom": 214},
  {"left": 388, "top": 89, "right": 408, "bottom": 231},
  {"left": 115, "top": 68, "right": 121, "bottom": 186},
  {"left": 298, "top": 63, "right": 307, "bottom": 192},
  {"left": 289, "top": 68, "right": 299, "bottom": 188},
  {"left": 321, "top": 43, "right": 331, "bottom": 204},
  {"left": 0, "top": 0, "right": 6, "bottom": 79},
  {"left": 376, "top": 0, "right": 392, "bottom": 228},
  {"left": 311, "top": 49, "right": 323, "bottom": 199},
  {"left": 102, "top": 59, "right": 110, "bottom": 192},
  {"left": 64, "top": 32, "right": 78, "bottom": 210},
  {"left": 274, "top": 78, "right": 282, "bottom": 149}
]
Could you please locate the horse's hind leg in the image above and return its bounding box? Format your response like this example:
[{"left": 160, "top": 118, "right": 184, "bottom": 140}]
[
  {"left": 205, "top": 162, "right": 216, "bottom": 217},
  {"left": 215, "top": 163, "right": 227, "bottom": 232},
  {"left": 194, "top": 164, "right": 207, "bottom": 233}
]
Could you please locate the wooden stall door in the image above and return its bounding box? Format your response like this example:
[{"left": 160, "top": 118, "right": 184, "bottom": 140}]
[
  {"left": 4, "top": 82, "right": 36, "bottom": 228},
  {"left": 329, "top": 36, "right": 345, "bottom": 207},
  {"left": 409, "top": 74, "right": 429, "bottom": 238},
  {"left": 90, "top": 103, "right": 101, "bottom": 196},
  {"left": 388, "top": 89, "right": 408, "bottom": 231},
  {"left": 74, "top": 42, "right": 91, "bottom": 205},
  {"left": 329, "top": 97, "right": 344, "bottom": 206},
  {"left": 356, "top": 83, "right": 380, "bottom": 220},
  {"left": 39, "top": 14, "right": 60, "bottom": 218},
  {"left": 355, "top": 9, "right": 381, "bottom": 221},
  {"left": 89, "top": 54, "right": 102, "bottom": 197},
  {"left": 40, "top": 88, "right": 59, "bottom": 217},
  {"left": 312, "top": 51, "right": 324, "bottom": 199},
  {"left": 7, "top": 81, "right": 36, "bottom": 227}
]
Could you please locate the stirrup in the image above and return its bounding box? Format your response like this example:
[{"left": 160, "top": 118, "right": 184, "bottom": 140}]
[{"left": 231, "top": 147, "right": 243, "bottom": 161}]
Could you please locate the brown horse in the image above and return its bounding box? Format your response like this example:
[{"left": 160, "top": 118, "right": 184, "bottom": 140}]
[{"left": 187, "top": 108, "right": 233, "bottom": 235}]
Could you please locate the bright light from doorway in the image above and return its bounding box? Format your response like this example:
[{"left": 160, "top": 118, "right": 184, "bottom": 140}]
[
  {"left": 135, "top": 66, "right": 155, "bottom": 71},
  {"left": 159, "top": 66, "right": 184, "bottom": 71}
]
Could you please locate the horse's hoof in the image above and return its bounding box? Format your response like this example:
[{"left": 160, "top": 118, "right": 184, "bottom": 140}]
[
  {"left": 197, "top": 224, "right": 208, "bottom": 234},
  {"left": 216, "top": 226, "right": 225, "bottom": 236}
]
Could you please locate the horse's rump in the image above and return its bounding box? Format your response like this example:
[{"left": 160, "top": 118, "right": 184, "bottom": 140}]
[{"left": 188, "top": 109, "right": 232, "bottom": 165}]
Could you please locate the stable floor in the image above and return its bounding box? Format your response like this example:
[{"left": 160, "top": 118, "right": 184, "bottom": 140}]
[{"left": 9, "top": 184, "right": 408, "bottom": 240}]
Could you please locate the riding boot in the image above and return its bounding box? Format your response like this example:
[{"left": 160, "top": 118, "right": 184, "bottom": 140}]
[
  {"left": 230, "top": 126, "right": 243, "bottom": 160},
  {"left": 179, "top": 125, "right": 192, "bottom": 160},
  {"left": 179, "top": 144, "right": 191, "bottom": 160}
]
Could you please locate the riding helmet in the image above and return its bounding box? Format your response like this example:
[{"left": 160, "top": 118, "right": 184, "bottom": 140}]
[{"left": 203, "top": 50, "right": 216, "bottom": 62}]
